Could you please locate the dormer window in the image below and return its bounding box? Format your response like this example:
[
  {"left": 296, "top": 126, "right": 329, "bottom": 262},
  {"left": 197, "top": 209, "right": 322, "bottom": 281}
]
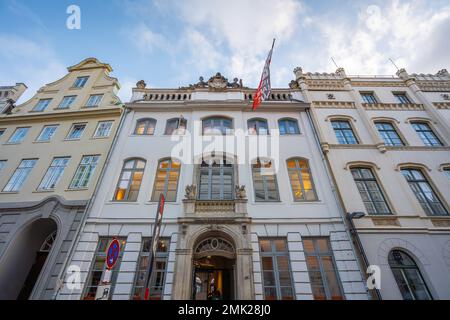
[{"left": 73, "top": 76, "right": 89, "bottom": 88}]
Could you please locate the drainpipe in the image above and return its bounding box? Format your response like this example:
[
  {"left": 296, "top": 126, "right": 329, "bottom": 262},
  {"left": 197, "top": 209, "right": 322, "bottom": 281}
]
[
  {"left": 300, "top": 103, "right": 374, "bottom": 300},
  {"left": 52, "top": 104, "right": 131, "bottom": 300}
]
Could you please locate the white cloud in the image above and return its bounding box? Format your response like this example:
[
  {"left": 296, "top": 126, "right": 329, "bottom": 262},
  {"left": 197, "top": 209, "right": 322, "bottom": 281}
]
[
  {"left": 0, "top": 34, "right": 66, "bottom": 103},
  {"left": 128, "top": 23, "right": 172, "bottom": 54}
]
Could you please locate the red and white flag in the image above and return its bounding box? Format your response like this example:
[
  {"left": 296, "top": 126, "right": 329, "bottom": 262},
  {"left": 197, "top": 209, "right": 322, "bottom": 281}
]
[{"left": 253, "top": 39, "right": 276, "bottom": 111}]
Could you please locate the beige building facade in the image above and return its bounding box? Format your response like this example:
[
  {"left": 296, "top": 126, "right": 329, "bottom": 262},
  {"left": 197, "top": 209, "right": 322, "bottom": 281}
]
[
  {"left": 291, "top": 67, "right": 450, "bottom": 299},
  {"left": 0, "top": 58, "right": 123, "bottom": 300}
]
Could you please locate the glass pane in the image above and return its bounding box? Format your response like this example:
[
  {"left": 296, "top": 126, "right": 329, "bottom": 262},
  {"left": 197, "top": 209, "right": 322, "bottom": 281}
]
[
  {"left": 263, "top": 272, "right": 276, "bottom": 286},
  {"left": 264, "top": 287, "right": 277, "bottom": 300},
  {"left": 259, "top": 240, "right": 271, "bottom": 252},
  {"left": 261, "top": 257, "right": 274, "bottom": 271},
  {"left": 274, "top": 240, "right": 287, "bottom": 252},
  {"left": 280, "top": 287, "right": 294, "bottom": 300}
]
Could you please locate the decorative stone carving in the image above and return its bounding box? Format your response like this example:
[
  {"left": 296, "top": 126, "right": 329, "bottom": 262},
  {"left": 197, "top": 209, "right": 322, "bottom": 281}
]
[
  {"left": 180, "top": 72, "right": 246, "bottom": 91},
  {"left": 235, "top": 185, "right": 247, "bottom": 199},
  {"left": 437, "top": 69, "right": 449, "bottom": 77},
  {"left": 327, "top": 93, "right": 336, "bottom": 100},
  {"left": 289, "top": 80, "right": 299, "bottom": 89},
  {"left": 208, "top": 72, "right": 229, "bottom": 90},
  {"left": 293, "top": 67, "right": 303, "bottom": 80},
  {"left": 136, "top": 80, "right": 147, "bottom": 89},
  {"left": 185, "top": 185, "right": 197, "bottom": 200}
]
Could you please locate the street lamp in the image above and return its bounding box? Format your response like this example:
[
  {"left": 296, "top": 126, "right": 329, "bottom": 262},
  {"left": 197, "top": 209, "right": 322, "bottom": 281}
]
[{"left": 346, "top": 211, "right": 382, "bottom": 300}]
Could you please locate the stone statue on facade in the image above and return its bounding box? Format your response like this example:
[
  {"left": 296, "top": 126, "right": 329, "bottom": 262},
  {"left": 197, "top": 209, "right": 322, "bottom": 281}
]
[
  {"left": 185, "top": 185, "right": 197, "bottom": 200},
  {"left": 136, "top": 80, "right": 147, "bottom": 89},
  {"left": 235, "top": 185, "right": 247, "bottom": 199}
]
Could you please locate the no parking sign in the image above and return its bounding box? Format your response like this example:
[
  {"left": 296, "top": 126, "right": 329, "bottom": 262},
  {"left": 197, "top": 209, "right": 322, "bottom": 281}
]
[{"left": 106, "top": 238, "right": 120, "bottom": 270}]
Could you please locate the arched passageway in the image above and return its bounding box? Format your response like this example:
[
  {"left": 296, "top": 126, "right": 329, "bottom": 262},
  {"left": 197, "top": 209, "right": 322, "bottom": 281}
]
[{"left": 0, "top": 218, "right": 57, "bottom": 300}]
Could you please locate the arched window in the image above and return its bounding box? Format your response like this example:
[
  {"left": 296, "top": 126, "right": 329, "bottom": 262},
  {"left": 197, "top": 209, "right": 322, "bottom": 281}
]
[
  {"left": 278, "top": 118, "right": 300, "bottom": 135},
  {"left": 151, "top": 158, "right": 181, "bottom": 202},
  {"left": 202, "top": 117, "right": 233, "bottom": 135},
  {"left": 401, "top": 168, "right": 448, "bottom": 216},
  {"left": 248, "top": 118, "right": 269, "bottom": 135},
  {"left": 374, "top": 121, "right": 404, "bottom": 146},
  {"left": 287, "top": 158, "right": 317, "bottom": 201},
  {"left": 165, "top": 117, "right": 187, "bottom": 135},
  {"left": 198, "top": 156, "right": 234, "bottom": 200},
  {"left": 410, "top": 122, "right": 442, "bottom": 147},
  {"left": 114, "top": 159, "right": 146, "bottom": 202},
  {"left": 252, "top": 158, "right": 279, "bottom": 201},
  {"left": 134, "top": 118, "right": 156, "bottom": 135},
  {"left": 388, "top": 250, "right": 432, "bottom": 300},
  {"left": 350, "top": 167, "right": 391, "bottom": 215}
]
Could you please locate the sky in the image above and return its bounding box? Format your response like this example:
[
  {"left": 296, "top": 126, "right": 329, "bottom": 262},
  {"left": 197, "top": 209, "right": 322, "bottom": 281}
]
[{"left": 0, "top": 0, "right": 449, "bottom": 103}]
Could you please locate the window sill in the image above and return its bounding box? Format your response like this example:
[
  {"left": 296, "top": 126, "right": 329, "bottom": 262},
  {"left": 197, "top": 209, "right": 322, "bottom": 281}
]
[
  {"left": 81, "top": 106, "right": 99, "bottom": 109},
  {"left": 3, "top": 142, "right": 22, "bottom": 145},
  {"left": 106, "top": 201, "right": 140, "bottom": 205},
  {"left": 65, "top": 188, "right": 89, "bottom": 192},
  {"left": 33, "top": 190, "right": 54, "bottom": 194},
  {"left": 33, "top": 140, "right": 51, "bottom": 144},
  {"left": 290, "top": 200, "right": 323, "bottom": 204},
  {"left": 64, "top": 138, "right": 82, "bottom": 142},
  {"left": 90, "top": 136, "right": 110, "bottom": 140},
  {"left": 0, "top": 191, "right": 20, "bottom": 195},
  {"left": 69, "top": 87, "right": 83, "bottom": 90}
]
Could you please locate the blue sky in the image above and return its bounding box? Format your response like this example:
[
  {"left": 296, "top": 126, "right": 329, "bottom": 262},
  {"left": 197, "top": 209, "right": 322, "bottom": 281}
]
[{"left": 0, "top": 0, "right": 449, "bottom": 103}]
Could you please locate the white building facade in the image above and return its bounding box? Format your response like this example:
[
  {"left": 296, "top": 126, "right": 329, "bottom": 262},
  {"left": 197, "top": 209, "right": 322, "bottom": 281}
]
[
  {"left": 57, "top": 73, "right": 367, "bottom": 300},
  {"left": 291, "top": 67, "right": 450, "bottom": 300}
]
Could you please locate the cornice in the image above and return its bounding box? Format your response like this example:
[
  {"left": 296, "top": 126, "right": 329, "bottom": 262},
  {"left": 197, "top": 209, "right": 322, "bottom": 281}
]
[
  {"left": 312, "top": 101, "right": 356, "bottom": 109},
  {"left": 351, "top": 81, "right": 406, "bottom": 88},
  {"left": 416, "top": 80, "right": 450, "bottom": 92},
  {"left": 362, "top": 103, "right": 424, "bottom": 111},
  {"left": 434, "top": 102, "right": 450, "bottom": 109},
  {"left": 0, "top": 107, "right": 122, "bottom": 124}
]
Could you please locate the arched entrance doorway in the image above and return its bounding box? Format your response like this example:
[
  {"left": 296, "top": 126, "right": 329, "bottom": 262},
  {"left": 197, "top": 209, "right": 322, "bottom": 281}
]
[
  {"left": 0, "top": 218, "right": 57, "bottom": 300},
  {"left": 192, "top": 237, "right": 236, "bottom": 300}
]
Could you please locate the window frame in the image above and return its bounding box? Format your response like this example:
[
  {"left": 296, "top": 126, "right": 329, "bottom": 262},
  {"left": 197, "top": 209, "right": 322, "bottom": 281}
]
[
  {"left": 113, "top": 158, "right": 146, "bottom": 202},
  {"left": 247, "top": 118, "right": 269, "bottom": 135},
  {"left": 331, "top": 120, "right": 359, "bottom": 145},
  {"left": 36, "top": 125, "right": 59, "bottom": 142},
  {"left": 350, "top": 167, "right": 392, "bottom": 215},
  {"left": 85, "top": 94, "right": 104, "bottom": 108},
  {"left": 94, "top": 121, "right": 113, "bottom": 138},
  {"left": 0, "top": 160, "right": 7, "bottom": 171},
  {"left": 360, "top": 91, "right": 378, "bottom": 104},
  {"left": 7, "top": 127, "right": 30, "bottom": 144},
  {"left": 69, "top": 155, "right": 100, "bottom": 189},
  {"left": 259, "top": 238, "right": 295, "bottom": 300},
  {"left": 411, "top": 122, "right": 443, "bottom": 147},
  {"left": 3, "top": 159, "right": 38, "bottom": 192},
  {"left": 197, "top": 157, "right": 235, "bottom": 200},
  {"left": 165, "top": 117, "right": 187, "bottom": 135},
  {"left": 401, "top": 168, "right": 448, "bottom": 216},
  {"left": 66, "top": 123, "right": 87, "bottom": 140},
  {"left": 251, "top": 158, "right": 280, "bottom": 202},
  {"left": 32, "top": 98, "right": 53, "bottom": 112},
  {"left": 393, "top": 92, "right": 412, "bottom": 104},
  {"left": 73, "top": 76, "right": 89, "bottom": 88},
  {"left": 202, "top": 116, "right": 233, "bottom": 135},
  {"left": 303, "top": 237, "right": 345, "bottom": 300},
  {"left": 58, "top": 95, "right": 77, "bottom": 109},
  {"left": 38, "top": 157, "right": 71, "bottom": 191},
  {"left": 134, "top": 118, "right": 157, "bottom": 136},
  {"left": 374, "top": 121, "right": 405, "bottom": 146},
  {"left": 278, "top": 118, "right": 300, "bottom": 135},
  {"left": 286, "top": 158, "right": 318, "bottom": 202},
  {"left": 388, "top": 249, "right": 432, "bottom": 300},
  {"left": 151, "top": 158, "right": 181, "bottom": 202}
]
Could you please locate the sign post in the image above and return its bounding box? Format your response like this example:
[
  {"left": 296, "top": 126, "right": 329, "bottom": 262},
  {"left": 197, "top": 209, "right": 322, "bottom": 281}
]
[
  {"left": 142, "top": 193, "right": 165, "bottom": 300},
  {"left": 96, "top": 238, "right": 121, "bottom": 300}
]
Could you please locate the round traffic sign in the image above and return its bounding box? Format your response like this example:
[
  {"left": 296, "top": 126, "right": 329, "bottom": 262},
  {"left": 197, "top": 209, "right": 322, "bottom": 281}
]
[{"left": 106, "top": 238, "right": 120, "bottom": 270}]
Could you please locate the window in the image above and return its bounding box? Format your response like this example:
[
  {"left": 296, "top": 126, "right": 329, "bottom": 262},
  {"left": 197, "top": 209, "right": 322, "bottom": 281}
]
[
  {"left": 252, "top": 159, "right": 279, "bottom": 201},
  {"left": 73, "top": 76, "right": 89, "bottom": 88},
  {"left": 8, "top": 127, "right": 30, "bottom": 144},
  {"left": 114, "top": 159, "right": 146, "bottom": 202},
  {"left": 33, "top": 99, "right": 52, "bottom": 112},
  {"left": 69, "top": 155, "right": 100, "bottom": 189},
  {"left": 287, "top": 158, "right": 317, "bottom": 201},
  {"left": 360, "top": 92, "right": 377, "bottom": 104},
  {"left": 66, "top": 123, "right": 86, "bottom": 140},
  {"left": 445, "top": 168, "right": 450, "bottom": 180},
  {"left": 198, "top": 157, "right": 234, "bottom": 200},
  {"left": 202, "top": 117, "right": 232, "bottom": 135},
  {"left": 36, "top": 125, "right": 58, "bottom": 142},
  {"left": 134, "top": 118, "right": 156, "bottom": 135},
  {"left": 259, "top": 238, "right": 294, "bottom": 300},
  {"left": 331, "top": 120, "right": 358, "bottom": 144},
  {"left": 278, "top": 118, "right": 300, "bottom": 135},
  {"left": 58, "top": 96, "right": 77, "bottom": 109},
  {"left": 151, "top": 158, "right": 181, "bottom": 202},
  {"left": 411, "top": 122, "right": 442, "bottom": 146},
  {"left": 83, "top": 238, "right": 126, "bottom": 300},
  {"left": 132, "top": 238, "right": 170, "bottom": 300},
  {"left": 85, "top": 94, "right": 103, "bottom": 107},
  {"left": 0, "top": 160, "right": 6, "bottom": 171},
  {"left": 401, "top": 168, "right": 448, "bottom": 216},
  {"left": 94, "top": 121, "right": 113, "bottom": 138},
  {"left": 38, "top": 157, "right": 70, "bottom": 190},
  {"left": 394, "top": 93, "right": 411, "bottom": 104},
  {"left": 248, "top": 118, "right": 269, "bottom": 135},
  {"left": 0, "top": 128, "right": 5, "bottom": 137},
  {"left": 165, "top": 117, "right": 187, "bottom": 135},
  {"left": 303, "top": 237, "right": 344, "bottom": 300},
  {"left": 388, "top": 250, "right": 432, "bottom": 300},
  {"left": 375, "top": 122, "right": 404, "bottom": 146},
  {"left": 351, "top": 167, "right": 391, "bottom": 215},
  {"left": 3, "top": 159, "right": 37, "bottom": 192}
]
